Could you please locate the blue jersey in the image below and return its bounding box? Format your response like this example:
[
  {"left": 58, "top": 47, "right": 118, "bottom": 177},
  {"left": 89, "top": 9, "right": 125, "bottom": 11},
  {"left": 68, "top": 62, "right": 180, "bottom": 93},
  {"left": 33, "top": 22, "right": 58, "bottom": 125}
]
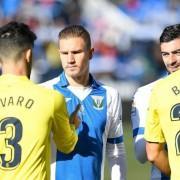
[{"left": 42, "top": 72, "right": 126, "bottom": 180}]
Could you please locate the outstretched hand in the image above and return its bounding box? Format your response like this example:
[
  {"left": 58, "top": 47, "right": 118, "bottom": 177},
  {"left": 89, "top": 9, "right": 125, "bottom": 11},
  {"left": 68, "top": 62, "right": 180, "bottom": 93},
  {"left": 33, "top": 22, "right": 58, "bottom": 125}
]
[{"left": 69, "top": 104, "right": 81, "bottom": 129}]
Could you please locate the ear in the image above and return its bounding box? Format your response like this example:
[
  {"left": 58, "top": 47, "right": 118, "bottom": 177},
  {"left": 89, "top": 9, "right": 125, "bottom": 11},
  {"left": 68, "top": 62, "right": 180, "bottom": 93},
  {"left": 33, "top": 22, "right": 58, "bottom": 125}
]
[
  {"left": 25, "top": 49, "right": 32, "bottom": 63},
  {"left": 89, "top": 48, "right": 94, "bottom": 60}
]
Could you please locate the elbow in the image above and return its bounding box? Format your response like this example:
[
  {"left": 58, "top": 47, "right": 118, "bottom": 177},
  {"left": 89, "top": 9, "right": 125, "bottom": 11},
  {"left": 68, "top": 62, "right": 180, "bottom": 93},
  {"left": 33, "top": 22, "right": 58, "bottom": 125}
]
[
  {"left": 134, "top": 139, "right": 147, "bottom": 164},
  {"left": 146, "top": 151, "right": 157, "bottom": 163},
  {"left": 57, "top": 141, "right": 77, "bottom": 154},
  {"left": 146, "top": 142, "right": 159, "bottom": 163},
  {"left": 60, "top": 147, "right": 74, "bottom": 154},
  {"left": 55, "top": 135, "right": 78, "bottom": 154}
]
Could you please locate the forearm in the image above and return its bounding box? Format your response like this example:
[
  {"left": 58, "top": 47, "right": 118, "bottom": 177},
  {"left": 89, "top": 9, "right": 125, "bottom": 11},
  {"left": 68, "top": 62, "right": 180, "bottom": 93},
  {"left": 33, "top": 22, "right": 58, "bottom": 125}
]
[
  {"left": 131, "top": 91, "right": 147, "bottom": 163},
  {"left": 146, "top": 142, "right": 171, "bottom": 176},
  {"left": 152, "top": 149, "right": 170, "bottom": 176}
]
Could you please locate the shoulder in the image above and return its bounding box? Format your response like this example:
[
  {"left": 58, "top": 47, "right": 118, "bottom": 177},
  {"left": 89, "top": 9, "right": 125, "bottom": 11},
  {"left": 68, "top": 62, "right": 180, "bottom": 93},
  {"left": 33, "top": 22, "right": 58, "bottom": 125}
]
[
  {"left": 155, "top": 70, "right": 179, "bottom": 88},
  {"left": 40, "top": 76, "right": 60, "bottom": 89},
  {"left": 100, "top": 84, "right": 122, "bottom": 107},
  {"left": 134, "top": 79, "right": 162, "bottom": 99},
  {"left": 150, "top": 77, "right": 169, "bottom": 95},
  {"left": 33, "top": 82, "right": 64, "bottom": 101},
  {"left": 35, "top": 83, "right": 59, "bottom": 95},
  {"left": 39, "top": 85, "right": 65, "bottom": 109},
  {"left": 136, "top": 80, "right": 160, "bottom": 94},
  {"left": 102, "top": 84, "right": 120, "bottom": 98}
]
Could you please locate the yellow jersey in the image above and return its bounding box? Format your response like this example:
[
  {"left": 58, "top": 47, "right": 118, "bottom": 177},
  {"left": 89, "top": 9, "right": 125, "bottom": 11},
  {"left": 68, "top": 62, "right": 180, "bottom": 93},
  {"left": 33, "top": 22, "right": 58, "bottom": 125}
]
[
  {"left": 0, "top": 74, "right": 77, "bottom": 180},
  {"left": 145, "top": 70, "right": 180, "bottom": 180}
]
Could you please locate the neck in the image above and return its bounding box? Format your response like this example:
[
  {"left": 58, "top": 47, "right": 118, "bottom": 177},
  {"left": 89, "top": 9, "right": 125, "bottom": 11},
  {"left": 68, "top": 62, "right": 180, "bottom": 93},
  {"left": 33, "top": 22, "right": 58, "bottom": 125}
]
[
  {"left": 65, "top": 73, "right": 90, "bottom": 87},
  {"left": 1, "top": 60, "right": 29, "bottom": 77}
]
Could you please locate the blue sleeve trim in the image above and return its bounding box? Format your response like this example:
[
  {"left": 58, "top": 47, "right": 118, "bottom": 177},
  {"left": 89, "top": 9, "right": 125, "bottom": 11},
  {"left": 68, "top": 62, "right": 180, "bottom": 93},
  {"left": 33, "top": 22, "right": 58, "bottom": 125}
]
[
  {"left": 107, "top": 136, "right": 123, "bottom": 144},
  {"left": 133, "top": 127, "right": 144, "bottom": 138}
]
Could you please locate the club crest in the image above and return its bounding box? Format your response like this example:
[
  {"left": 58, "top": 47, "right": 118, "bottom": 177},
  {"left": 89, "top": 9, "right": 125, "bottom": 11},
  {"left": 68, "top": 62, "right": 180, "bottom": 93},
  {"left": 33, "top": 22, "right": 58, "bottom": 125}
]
[{"left": 91, "top": 95, "right": 104, "bottom": 110}]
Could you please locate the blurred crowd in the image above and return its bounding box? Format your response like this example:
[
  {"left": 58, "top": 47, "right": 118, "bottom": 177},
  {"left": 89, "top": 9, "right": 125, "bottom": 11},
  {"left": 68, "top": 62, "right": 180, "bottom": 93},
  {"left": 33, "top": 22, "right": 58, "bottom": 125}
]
[{"left": 0, "top": 0, "right": 180, "bottom": 98}]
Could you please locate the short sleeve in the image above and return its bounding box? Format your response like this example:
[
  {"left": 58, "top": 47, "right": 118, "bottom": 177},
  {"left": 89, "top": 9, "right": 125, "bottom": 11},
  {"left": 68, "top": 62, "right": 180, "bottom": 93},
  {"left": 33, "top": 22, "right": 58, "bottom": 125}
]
[{"left": 144, "top": 87, "right": 165, "bottom": 143}]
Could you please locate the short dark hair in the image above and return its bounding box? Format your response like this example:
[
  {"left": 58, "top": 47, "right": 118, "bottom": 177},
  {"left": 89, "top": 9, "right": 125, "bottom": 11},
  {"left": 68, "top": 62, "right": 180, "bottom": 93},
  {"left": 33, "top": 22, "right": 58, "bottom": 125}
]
[
  {"left": 0, "top": 21, "right": 37, "bottom": 61},
  {"left": 58, "top": 25, "right": 91, "bottom": 49},
  {"left": 160, "top": 24, "right": 180, "bottom": 43}
]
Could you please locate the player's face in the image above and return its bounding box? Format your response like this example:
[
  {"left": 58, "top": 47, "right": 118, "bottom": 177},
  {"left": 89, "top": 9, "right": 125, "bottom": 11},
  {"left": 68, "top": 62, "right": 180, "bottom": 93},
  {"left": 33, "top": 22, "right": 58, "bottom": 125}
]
[
  {"left": 59, "top": 37, "right": 93, "bottom": 79},
  {"left": 161, "top": 38, "right": 180, "bottom": 73}
]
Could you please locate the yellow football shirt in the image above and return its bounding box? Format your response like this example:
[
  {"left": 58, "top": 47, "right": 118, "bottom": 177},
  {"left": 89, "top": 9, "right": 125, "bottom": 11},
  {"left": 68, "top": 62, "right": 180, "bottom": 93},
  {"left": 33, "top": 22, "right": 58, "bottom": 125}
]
[
  {"left": 145, "top": 69, "right": 180, "bottom": 180},
  {"left": 0, "top": 74, "right": 77, "bottom": 180}
]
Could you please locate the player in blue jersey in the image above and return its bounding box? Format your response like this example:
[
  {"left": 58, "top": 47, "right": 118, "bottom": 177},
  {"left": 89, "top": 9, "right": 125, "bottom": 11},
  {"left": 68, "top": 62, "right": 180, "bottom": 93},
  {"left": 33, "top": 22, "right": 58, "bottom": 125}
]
[{"left": 42, "top": 25, "right": 126, "bottom": 180}]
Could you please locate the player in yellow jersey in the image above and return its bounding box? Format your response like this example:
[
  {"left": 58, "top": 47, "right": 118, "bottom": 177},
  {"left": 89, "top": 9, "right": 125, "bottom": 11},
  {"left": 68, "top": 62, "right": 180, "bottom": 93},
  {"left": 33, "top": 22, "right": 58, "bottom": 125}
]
[
  {"left": 0, "top": 21, "right": 78, "bottom": 180},
  {"left": 145, "top": 24, "right": 180, "bottom": 180}
]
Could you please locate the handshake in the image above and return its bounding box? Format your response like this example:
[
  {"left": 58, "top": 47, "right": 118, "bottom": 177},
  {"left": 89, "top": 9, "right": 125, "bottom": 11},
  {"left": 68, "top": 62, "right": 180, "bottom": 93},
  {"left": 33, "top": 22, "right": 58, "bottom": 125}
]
[{"left": 69, "top": 104, "right": 81, "bottom": 129}]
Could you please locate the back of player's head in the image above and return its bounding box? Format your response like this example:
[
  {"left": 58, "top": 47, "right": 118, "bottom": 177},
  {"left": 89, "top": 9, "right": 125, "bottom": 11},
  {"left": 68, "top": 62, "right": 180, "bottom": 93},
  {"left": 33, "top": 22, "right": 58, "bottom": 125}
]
[
  {"left": 160, "top": 24, "right": 180, "bottom": 43},
  {"left": 0, "top": 21, "right": 37, "bottom": 61},
  {"left": 58, "top": 25, "right": 91, "bottom": 49}
]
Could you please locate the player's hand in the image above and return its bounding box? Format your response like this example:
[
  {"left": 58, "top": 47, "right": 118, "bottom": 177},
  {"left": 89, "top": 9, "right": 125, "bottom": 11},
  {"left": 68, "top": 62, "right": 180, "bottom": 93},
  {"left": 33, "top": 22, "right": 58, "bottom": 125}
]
[{"left": 70, "top": 104, "right": 81, "bottom": 129}]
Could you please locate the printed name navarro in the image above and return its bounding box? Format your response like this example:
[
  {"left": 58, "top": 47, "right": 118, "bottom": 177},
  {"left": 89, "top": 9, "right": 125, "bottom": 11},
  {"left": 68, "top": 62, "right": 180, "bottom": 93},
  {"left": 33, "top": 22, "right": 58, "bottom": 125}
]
[{"left": 0, "top": 96, "right": 34, "bottom": 109}]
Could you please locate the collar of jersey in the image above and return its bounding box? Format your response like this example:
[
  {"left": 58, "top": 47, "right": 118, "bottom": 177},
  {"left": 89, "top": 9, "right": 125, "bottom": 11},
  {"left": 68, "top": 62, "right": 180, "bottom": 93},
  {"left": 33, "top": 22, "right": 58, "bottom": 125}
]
[
  {"left": 0, "top": 74, "right": 29, "bottom": 82},
  {"left": 58, "top": 71, "right": 100, "bottom": 89}
]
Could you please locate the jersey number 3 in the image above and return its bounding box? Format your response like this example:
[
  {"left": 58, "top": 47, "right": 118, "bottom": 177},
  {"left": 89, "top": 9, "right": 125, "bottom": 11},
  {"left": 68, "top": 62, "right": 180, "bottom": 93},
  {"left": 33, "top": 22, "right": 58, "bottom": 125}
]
[{"left": 0, "top": 117, "right": 22, "bottom": 169}]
